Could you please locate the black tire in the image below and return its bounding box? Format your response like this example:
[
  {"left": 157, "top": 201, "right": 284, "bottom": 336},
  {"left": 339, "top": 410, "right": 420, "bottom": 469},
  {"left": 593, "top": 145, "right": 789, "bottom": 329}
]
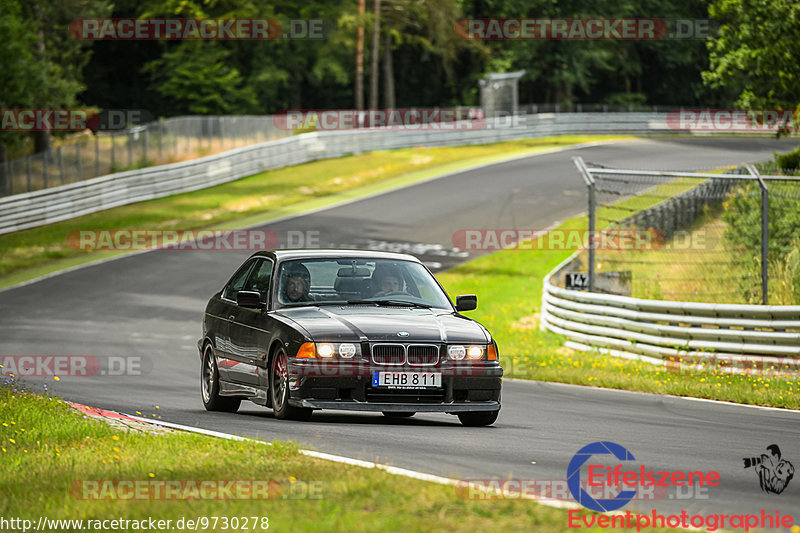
[
  {"left": 457, "top": 410, "right": 498, "bottom": 427},
  {"left": 201, "top": 344, "right": 241, "bottom": 412},
  {"left": 382, "top": 411, "right": 415, "bottom": 418},
  {"left": 270, "top": 347, "right": 313, "bottom": 421}
]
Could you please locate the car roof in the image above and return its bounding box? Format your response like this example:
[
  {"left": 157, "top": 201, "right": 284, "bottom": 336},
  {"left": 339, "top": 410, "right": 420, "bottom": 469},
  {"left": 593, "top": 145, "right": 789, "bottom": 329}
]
[{"left": 251, "top": 249, "right": 422, "bottom": 263}]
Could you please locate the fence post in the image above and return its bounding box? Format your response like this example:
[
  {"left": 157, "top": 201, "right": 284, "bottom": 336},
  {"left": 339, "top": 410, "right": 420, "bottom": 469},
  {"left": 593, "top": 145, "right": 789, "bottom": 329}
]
[
  {"left": 95, "top": 134, "right": 100, "bottom": 176},
  {"left": 43, "top": 151, "right": 49, "bottom": 188},
  {"left": 76, "top": 141, "right": 83, "bottom": 181},
  {"left": 158, "top": 120, "right": 163, "bottom": 160},
  {"left": 26, "top": 155, "right": 31, "bottom": 192},
  {"left": 127, "top": 131, "right": 133, "bottom": 167},
  {"left": 58, "top": 147, "right": 65, "bottom": 184},
  {"left": 111, "top": 132, "right": 116, "bottom": 171},
  {"left": 573, "top": 156, "right": 596, "bottom": 291},
  {"left": 746, "top": 163, "right": 768, "bottom": 305},
  {"left": 143, "top": 128, "right": 149, "bottom": 164},
  {"left": 3, "top": 160, "right": 10, "bottom": 196}
]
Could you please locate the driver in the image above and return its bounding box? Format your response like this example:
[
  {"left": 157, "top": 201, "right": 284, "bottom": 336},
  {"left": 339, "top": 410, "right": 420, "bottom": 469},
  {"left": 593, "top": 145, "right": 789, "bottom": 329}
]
[
  {"left": 372, "top": 265, "right": 405, "bottom": 297},
  {"left": 282, "top": 263, "right": 312, "bottom": 303}
]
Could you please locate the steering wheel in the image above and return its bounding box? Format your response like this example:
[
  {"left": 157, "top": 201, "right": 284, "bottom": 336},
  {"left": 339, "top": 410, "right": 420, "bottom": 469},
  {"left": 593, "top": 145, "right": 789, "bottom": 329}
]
[{"left": 375, "top": 290, "right": 408, "bottom": 298}]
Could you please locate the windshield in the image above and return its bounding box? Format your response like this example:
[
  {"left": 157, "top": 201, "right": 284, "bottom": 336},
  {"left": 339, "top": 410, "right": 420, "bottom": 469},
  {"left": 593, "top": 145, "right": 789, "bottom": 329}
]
[{"left": 276, "top": 258, "right": 453, "bottom": 309}]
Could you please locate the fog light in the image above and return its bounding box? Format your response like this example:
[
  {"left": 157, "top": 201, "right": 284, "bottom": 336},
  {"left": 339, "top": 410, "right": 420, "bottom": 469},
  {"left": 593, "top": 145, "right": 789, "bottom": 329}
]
[{"left": 339, "top": 343, "right": 357, "bottom": 358}]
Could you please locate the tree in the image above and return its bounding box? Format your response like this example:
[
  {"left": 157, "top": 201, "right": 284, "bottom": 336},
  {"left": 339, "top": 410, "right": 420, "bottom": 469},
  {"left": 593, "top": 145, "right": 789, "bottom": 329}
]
[
  {"left": 703, "top": 0, "right": 800, "bottom": 112},
  {"left": 20, "top": 0, "right": 112, "bottom": 152},
  {"left": 0, "top": 0, "right": 44, "bottom": 163},
  {"left": 0, "top": 0, "right": 111, "bottom": 161},
  {"left": 144, "top": 41, "right": 257, "bottom": 115}
]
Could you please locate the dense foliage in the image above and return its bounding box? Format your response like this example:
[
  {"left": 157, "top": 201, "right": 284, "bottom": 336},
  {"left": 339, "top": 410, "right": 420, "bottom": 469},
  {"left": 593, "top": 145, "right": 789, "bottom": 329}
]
[{"left": 1, "top": 0, "right": 798, "bottom": 157}]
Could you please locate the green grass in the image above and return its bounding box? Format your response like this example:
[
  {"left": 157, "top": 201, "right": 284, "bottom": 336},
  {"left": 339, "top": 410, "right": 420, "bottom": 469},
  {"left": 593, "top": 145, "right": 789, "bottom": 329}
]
[
  {"left": 436, "top": 213, "right": 800, "bottom": 410},
  {"left": 0, "top": 381, "right": 621, "bottom": 533},
  {"left": 0, "top": 134, "right": 630, "bottom": 289}
]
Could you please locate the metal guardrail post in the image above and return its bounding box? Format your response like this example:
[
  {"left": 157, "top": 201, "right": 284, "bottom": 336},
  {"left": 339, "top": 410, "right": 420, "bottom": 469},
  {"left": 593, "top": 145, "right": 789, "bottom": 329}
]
[
  {"left": 95, "top": 135, "right": 100, "bottom": 176},
  {"left": 26, "top": 156, "right": 31, "bottom": 192},
  {"left": 43, "top": 151, "right": 49, "bottom": 188},
  {"left": 110, "top": 133, "right": 116, "bottom": 171},
  {"left": 573, "top": 156, "right": 596, "bottom": 291},
  {"left": 746, "top": 163, "right": 769, "bottom": 305}
]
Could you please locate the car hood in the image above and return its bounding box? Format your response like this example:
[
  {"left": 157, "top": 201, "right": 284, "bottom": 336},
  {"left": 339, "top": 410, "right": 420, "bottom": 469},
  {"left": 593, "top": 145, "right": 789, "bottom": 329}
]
[{"left": 276, "top": 306, "right": 489, "bottom": 344}]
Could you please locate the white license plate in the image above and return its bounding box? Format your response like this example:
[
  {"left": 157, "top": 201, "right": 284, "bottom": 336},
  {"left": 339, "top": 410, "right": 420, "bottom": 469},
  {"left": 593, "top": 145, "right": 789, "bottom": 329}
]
[{"left": 372, "top": 371, "right": 442, "bottom": 388}]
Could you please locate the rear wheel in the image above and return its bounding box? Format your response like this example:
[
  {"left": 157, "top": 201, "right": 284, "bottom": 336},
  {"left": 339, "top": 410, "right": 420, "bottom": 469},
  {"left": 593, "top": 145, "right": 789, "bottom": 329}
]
[
  {"left": 457, "top": 410, "right": 498, "bottom": 427},
  {"left": 201, "top": 344, "right": 241, "bottom": 412},
  {"left": 270, "top": 347, "right": 313, "bottom": 421},
  {"left": 382, "top": 412, "right": 415, "bottom": 418}
]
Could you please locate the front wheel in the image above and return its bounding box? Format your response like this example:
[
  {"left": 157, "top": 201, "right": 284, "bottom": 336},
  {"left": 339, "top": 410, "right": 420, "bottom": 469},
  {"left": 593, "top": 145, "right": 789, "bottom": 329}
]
[
  {"left": 457, "top": 410, "right": 498, "bottom": 427},
  {"left": 270, "top": 347, "right": 313, "bottom": 421},
  {"left": 201, "top": 344, "right": 241, "bottom": 412}
]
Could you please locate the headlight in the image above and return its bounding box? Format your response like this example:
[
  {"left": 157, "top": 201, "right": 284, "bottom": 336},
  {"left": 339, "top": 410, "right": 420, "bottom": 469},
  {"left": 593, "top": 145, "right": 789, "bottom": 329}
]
[
  {"left": 448, "top": 345, "right": 466, "bottom": 360},
  {"left": 339, "top": 343, "right": 357, "bottom": 358},
  {"left": 467, "top": 346, "right": 484, "bottom": 359},
  {"left": 308, "top": 342, "right": 361, "bottom": 359},
  {"left": 448, "top": 344, "right": 488, "bottom": 360},
  {"left": 317, "top": 343, "right": 334, "bottom": 358}
]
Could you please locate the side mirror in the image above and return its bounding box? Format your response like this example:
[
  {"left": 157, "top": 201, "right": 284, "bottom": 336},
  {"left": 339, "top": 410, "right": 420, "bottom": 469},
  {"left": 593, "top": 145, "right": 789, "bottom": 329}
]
[
  {"left": 455, "top": 294, "right": 477, "bottom": 312},
  {"left": 237, "top": 290, "right": 264, "bottom": 309}
]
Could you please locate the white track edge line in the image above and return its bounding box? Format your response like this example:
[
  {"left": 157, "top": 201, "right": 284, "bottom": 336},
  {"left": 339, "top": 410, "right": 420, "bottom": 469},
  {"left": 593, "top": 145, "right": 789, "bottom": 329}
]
[{"left": 123, "top": 411, "right": 578, "bottom": 510}]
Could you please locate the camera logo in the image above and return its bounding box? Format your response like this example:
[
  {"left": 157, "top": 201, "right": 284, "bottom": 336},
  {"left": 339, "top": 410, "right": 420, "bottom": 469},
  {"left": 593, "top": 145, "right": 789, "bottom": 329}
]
[
  {"left": 567, "top": 441, "right": 637, "bottom": 512},
  {"left": 743, "top": 445, "right": 794, "bottom": 494}
]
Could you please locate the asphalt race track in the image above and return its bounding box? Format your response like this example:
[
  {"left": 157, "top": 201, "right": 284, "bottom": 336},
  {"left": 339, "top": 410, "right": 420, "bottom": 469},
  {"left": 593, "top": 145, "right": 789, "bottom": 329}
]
[{"left": 2, "top": 137, "right": 799, "bottom": 520}]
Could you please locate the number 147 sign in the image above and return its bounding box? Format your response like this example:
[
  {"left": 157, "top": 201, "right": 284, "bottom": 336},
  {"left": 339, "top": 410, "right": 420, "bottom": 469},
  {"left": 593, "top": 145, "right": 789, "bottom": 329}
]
[{"left": 566, "top": 273, "right": 588, "bottom": 291}]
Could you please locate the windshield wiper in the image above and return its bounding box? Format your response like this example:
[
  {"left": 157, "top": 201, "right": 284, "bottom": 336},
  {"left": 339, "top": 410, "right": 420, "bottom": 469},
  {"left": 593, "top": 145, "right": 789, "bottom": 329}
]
[{"left": 346, "top": 299, "right": 431, "bottom": 308}]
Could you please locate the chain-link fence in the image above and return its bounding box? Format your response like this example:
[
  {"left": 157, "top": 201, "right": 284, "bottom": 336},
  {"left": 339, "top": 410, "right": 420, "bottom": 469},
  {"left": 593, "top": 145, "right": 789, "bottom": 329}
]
[
  {"left": 565, "top": 158, "right": 800, "bottom": 304},
  {"left": 0, "top": 116, "right": 291, "bottom": 197}
]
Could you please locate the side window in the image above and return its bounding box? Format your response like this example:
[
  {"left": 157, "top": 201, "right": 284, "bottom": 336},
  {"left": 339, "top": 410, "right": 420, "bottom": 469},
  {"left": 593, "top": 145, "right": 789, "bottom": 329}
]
[
  {"left": 242, "top": 258, "right": 274, "bottom": 302},
  {"left": 223, "top": 259, "right": 258, "bottom": 301}
]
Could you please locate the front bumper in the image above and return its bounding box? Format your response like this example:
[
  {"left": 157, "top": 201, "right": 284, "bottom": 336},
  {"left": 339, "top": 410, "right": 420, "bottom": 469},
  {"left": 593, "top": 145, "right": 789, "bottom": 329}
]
[{"left": 287, "top": 360, "right": 502, "bottom": 413}]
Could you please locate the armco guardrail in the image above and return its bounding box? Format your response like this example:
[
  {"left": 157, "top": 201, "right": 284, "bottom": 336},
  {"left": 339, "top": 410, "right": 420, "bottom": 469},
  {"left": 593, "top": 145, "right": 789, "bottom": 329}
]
[
  {"left": 0, "top": 112, "right": 669, "bottom": 234},
  {"left": 541, "top": 252, "right": 800, "bottom": 364}
]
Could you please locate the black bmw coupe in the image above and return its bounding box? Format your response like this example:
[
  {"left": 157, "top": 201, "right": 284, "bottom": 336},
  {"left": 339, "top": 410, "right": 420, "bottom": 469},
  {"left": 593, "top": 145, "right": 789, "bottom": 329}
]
[{"left": 198, "top": 250, "right": 502, "bottom": 426}]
